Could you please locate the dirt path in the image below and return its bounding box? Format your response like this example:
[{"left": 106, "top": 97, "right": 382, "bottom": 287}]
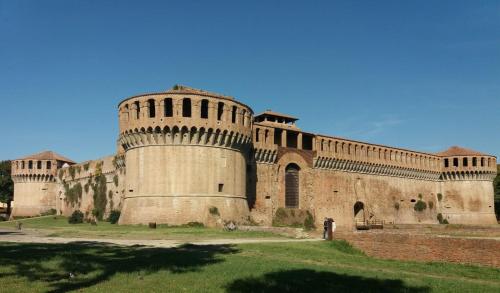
[{"left": 0, "top": 229, "right": 321, "bottom": 247}]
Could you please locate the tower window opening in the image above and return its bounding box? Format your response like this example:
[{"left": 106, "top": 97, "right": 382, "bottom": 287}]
[
  {"left": 241, "top": 109, "right": 246, "bottom": 126},
  {"left": 444, "top": 158, "right": 449, "bottom": 168},
  {"left": 255, "top": 128, "right": 260, "bottom": 142},
  {"left": 134, "top": 101, "right": 140, "bottom": 119},
  {"left": 200, "top": 99, "right": 209, "bottom": 119},
  {"left": 47, "top": 161, "right": 52, "bottom": 169},
  {"left": 21, "top": 161, "right": 25, "bottom": 169},
  {"left": 147, "top": 99, "right": 155, "bottom": 118},
  {"left": 124, "top": 104, "right": 129, "bottom": 121},
  {"left": 218, "top": 183, "right": 224, "bottom": 193},
  {"left": 37, "top": 161, "right": 42, "bottom": 169},
  {"left": 264, "top": 130, "right": 269, "bottom": 143},
  {"left": 453, "top": 158, "right": 458, "bottom": 167},
  {"left": 481, "top": 157, "right": 485, "bottom": 166},
  {"left": 217, "top": 102, "right": 224, "bottom": 121},
  {"left": 28, "top": 160, "right": 33, "bottom": 169},
  {"left": 164, "top": 98, "right": 173, "bottom": 117},
  {"left": 463, "top": 157, "right": 468, "bottom": 167},
  {"left": 274, "top": 128, "right": 282, "bottom": 146},
  {"left": 182, "top": 98, "right": 191, "bottom": 117},
  {"left": 472, "top": 157, "right": 477, "bottom": 167},
  {"left": 231, "top": 106, "right": 237, "bottom": 123}
]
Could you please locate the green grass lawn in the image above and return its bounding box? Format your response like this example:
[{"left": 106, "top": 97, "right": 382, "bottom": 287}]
[
  {"left": 0, "top": 216, "right": 283, "bottom": 240},
  {"left": 0, "top": 240, "right": 498, "bottom": 292}
]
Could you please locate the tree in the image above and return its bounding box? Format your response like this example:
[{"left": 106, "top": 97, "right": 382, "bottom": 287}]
[
  {"left": 494, "top": 165, "right": 500, "bottom": 220},
  {"left": 0, "top": 161, "right": 14, "bottom": 214}
]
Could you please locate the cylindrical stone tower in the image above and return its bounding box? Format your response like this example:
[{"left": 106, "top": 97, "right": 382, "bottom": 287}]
[
  {"left": 117, "top": 85, "right": 253, "bottom": 225},
  {"left": 11, "top": 151, "right": 75, "bottom": 217}
]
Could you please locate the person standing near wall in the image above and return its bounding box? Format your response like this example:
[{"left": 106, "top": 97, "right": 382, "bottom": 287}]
[{"left": 323, "top": 217, "right": 329, "bottom": 239}]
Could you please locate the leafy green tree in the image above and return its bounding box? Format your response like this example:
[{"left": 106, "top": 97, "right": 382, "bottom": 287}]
[{"left": 0, "top": 160, "right": 14, "bottom": 214}]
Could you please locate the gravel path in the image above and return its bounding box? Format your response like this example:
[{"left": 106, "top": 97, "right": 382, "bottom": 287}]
[{"left": 0, "top": 229, "right": 321, "bottom": 247}]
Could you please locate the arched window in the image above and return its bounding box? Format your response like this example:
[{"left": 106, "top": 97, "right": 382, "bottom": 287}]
[
  {"left": 37, "top": 161, "right": 42, "bottom": 169},
  {"left": 124, "top": 104, "right": 129, "bottom": 121},
  {"left": 164, "top": 98, "right": 173, "bottom": 117},
  {"left": 200, "top": 99, "right": 209, "bottom": 119},
  {"left": 255, "top": 128, "right": 260, "bottom": 142},
  {"left": 134, "top": 101, "right": 140, "bottom": 119},
  {"left": 285, "top": 163, "right": 300, "bottom": 208},
  {"left": 182, "top": 98, "right": 191, "bottom": 117},
  {"left": 217, "top": 102, "right": 224, "bottom": 121},
  {"left": 147, "top": 99, "right": 156, "bottom": 118},
  {"left": 28, "top": 160, "right": 33, "bottom": 169},
  {"left": 46, "top": 161, "right": 52, "bottom": 169},
  {"left": 241, "top": 109, "right": 246, "bottom": 125},
  {"left": 231, "top": 106, "right": 237, "bottom": 123}
]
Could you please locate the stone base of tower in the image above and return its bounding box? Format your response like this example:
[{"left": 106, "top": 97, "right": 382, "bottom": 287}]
[{"left": 118, "top": 194, "right": 250, "bottom": 226}]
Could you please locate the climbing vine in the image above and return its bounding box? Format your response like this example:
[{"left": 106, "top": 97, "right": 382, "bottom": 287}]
[
  {"left": 64, "top": 182, "right": 83, "bottom": 207},
  {"left": 91, "top": 173, "right": 107, "bottom": 220}
]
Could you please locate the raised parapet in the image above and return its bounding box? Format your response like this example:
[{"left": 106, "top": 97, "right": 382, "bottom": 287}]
[
  {"left": 10, "top": 151, "right": 75, "bottom": 217},
  {"left": 117, "top": 85, "right": 253, "bottom": 225}
]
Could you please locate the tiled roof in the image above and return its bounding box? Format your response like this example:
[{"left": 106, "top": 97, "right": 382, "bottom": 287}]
[
  {"left": 435, "top": 146, "right": 488, "bottom": 157},
  {"left": 18, "top": 151, "right": 75, "bottom": 163},
  {"left": 255, "top": 110, "right": 298, "bottom": 121}
]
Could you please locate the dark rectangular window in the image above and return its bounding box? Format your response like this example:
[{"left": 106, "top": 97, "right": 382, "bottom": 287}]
[
  {"left": 444, "top": 158, "right": 449, "bottom": 168},
  {"left": 472, "top": 157, "right": 477, "bottom": 167},
  {"left": 463, "top": 157, "right": 468, "bottom": 167},
  {"left": 46, "top": 161, "right": 52, "bottom": 169},
  {"left": 231, "top": 106, "right": 237, "bottom": 123},
  {"left": 182, "top": 98, "right": 191, "bottom": 117},
  {"left": 164, "top": 98, "right": 173, "bottom": 117},
  {"left": 201, "top": 99, "right": 209, "bottom": 119},
  {"left": 148, "top": 99, "right": 156, "bottom": 118},
  {"left": 453, "top": 158, "right": 459, "bottom": 167},
  {"left": 37, "top": 161, "right": 42, "bottom": 169},
  {"left": 218, "top": 183, "right": 224, "bottom": 193},
  {"left": 217, "top": 102, "right": 224, "bottom": 120},
  {"left": 274, "top": 128, "right": 282, "bottom": 146}
]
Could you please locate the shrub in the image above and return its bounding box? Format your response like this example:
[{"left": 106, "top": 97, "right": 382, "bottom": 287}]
[
  {"left": 108, "top": 210, "right": 121, "bottom": 224},
  {"left": 443, "top": 219, "right": 449, "bottom": 224},
  {"left": 437, "top": 213, "right": 444, "bottom": 223},
  {"left": 437, "top": 193, "right": 443, "bottom": 201},
  {"left": 394, "top": 202, "right": 400, "bottom": 210},
  {"left": 274, "top": 208, "right": 287, "bottom": 222},
  {"left": 183, "top": 222, "right": 204, "bottom": 228},
  {"left": 303, "top": 211, "right": 315, "bottom": 231},
  {"left": 209, "top": 206, "right": 220, "bottom": 216},
  {"left": 69, "top": 166, "right": 76, "bottom": 180},
  {"left": 418, "top": 193, "right": 423, "bottom": 199},
  {"left": 414, "top": 200, "right": 427, "bottom": 212},
  {"left": 68, "top": 210, "right": 84, "bottom": 224},
  {"left": 83, "top": 162, "right": 90, "bottom": 171},
  {"left": 428, "top": 201, "right": 434, "bottom": 209}
]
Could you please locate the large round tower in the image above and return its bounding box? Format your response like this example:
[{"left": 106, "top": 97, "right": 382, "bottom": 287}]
[
  {"left": 11, "top": 151, "right": 75, "bottom": 217},
  {"left": 117, "top": 85, "right": 253, "bottom": 225}
]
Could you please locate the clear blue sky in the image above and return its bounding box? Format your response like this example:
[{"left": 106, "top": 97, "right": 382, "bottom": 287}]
[{"left": 1, "top": 0, "right": 499, "bottom": 162}]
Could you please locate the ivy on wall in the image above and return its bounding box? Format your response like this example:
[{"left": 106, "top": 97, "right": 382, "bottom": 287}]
[
  {"left": 64, "top": 182, "right": 83, "bottom": 207},
  {"left": 91, "top": 173, "right": 107, "bottom": 220}
]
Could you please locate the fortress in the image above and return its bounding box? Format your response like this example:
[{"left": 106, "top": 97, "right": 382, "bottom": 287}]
[{"left": 10, "top": 85, "right": 498, "bottom": 228}]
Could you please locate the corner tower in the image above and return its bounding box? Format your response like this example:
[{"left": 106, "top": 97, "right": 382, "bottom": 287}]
[
  {"left": 117, "top": 85, "right": 253, "bottom": 225},
  {"left": 437, "top": 146, "right": 497, "bottom": 224},
  {"left": 11, "top": 151, "right": 75, "bottom": 217}
]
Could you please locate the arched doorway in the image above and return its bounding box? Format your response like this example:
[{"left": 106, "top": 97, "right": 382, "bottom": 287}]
[
  {"left": 353, "top": 201, "right": 365, "bottom": 222},
  {"left": 285, "top": 163, "right": 300, "bottom": 208}
]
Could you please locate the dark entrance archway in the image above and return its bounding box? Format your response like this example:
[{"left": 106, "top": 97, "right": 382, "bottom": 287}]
[
  {"left": 353, "top": 201, "right": 365, "bottom": 222},
  {"left": 285, "top": 163, "right": 300, "bottom": 208}
]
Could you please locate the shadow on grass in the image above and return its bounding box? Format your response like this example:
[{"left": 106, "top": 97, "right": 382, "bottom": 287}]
[
  {"left": 226, "top": 269, "right": 430, "bottom": 293},
  {"left": 0, "top": 241, "right": 238, "bottom": 293}
]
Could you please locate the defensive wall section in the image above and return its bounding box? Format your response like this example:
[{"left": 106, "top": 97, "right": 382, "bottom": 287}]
[{"left": 10, "top": 85, "right": 498, "bottom": 229}]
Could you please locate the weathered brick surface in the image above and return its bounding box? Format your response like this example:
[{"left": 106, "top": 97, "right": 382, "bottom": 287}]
[{"left": 336, "top": 231, "right": 500, "bottom": 267}]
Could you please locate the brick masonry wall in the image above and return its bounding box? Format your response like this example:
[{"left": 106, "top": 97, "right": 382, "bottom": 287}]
[{"left": 336, "top": 231, "right": 500, "bottom": 267}]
